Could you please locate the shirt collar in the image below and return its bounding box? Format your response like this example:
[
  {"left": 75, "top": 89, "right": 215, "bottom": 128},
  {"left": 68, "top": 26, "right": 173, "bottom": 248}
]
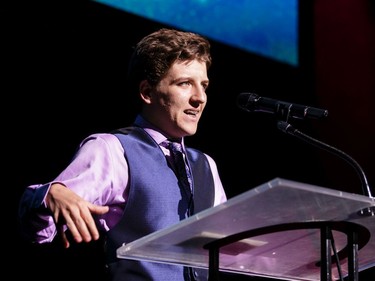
[{"left": 133, "top": 114, "right": 185, "bottom": 147}]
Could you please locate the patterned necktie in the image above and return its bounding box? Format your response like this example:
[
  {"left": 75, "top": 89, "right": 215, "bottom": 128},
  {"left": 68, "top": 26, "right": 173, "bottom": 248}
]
[
  {"left": 167, "top": 141, "right": 194, "bottom": 216},
  {"left": 164, "top": 141, "right": 197, "bottom": 280}
]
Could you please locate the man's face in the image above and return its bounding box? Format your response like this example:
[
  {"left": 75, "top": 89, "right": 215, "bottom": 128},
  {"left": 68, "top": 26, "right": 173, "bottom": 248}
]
[{"left": 142, "top": 59, "right": 209, "bottom": 139}]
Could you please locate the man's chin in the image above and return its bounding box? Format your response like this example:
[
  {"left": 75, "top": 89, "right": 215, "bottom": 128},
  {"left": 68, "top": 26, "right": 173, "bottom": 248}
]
[{"left": 179, "top": 128, "right": 197, "bottom": 138}]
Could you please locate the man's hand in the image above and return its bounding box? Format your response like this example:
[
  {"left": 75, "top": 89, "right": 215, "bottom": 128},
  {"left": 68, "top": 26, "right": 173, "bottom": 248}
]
[{"left": 46, "top": 183, "right": 109, "bottom": 248}]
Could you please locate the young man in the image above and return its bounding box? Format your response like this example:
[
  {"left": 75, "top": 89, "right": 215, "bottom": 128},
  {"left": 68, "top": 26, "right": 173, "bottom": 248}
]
[{"left": 18, "top": 28, "right": 227, "bottom": 281}]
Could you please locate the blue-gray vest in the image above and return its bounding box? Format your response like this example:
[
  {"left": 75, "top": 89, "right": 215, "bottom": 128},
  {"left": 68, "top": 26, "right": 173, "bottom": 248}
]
[{"left": 105, "top": 126, "right": 215, "bottom": 281}]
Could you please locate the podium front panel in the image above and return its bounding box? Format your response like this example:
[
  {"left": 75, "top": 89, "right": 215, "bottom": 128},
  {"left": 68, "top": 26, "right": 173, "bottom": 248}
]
[{"left": 117, "top": 178, "right": 375, "bottom": 281}]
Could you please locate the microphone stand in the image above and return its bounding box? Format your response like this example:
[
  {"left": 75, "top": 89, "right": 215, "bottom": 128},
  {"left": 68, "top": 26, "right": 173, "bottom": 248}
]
[
  {"left": 277, "top": 121, "right": 374, "bottom": 281},
  {"left": 277, "top": 121, "right": 374, "bottom": 204}
]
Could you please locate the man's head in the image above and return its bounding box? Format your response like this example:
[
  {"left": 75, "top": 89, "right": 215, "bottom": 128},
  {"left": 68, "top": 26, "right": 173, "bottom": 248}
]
[
  {"left": 127, "top": 28, "right": 212, "bottom": 94},
  {"left": 128, "top": 28, "right": 212, "bottom": 139}
]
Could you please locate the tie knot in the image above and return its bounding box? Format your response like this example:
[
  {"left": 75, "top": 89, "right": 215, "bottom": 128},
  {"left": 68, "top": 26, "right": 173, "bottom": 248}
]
[{"left": 168, "top": 141, "right": 182, "bottom": 153}]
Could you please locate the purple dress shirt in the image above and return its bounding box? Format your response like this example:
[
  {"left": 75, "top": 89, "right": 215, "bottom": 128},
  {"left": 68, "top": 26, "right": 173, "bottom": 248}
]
[{"left": 20, "top": 115, "right": 227, "bottom": 244}]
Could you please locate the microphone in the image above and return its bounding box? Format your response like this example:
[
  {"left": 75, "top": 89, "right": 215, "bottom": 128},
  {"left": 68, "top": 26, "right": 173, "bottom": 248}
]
[{"left": 237, "top": 93, "right": 329, "bottom": 120}]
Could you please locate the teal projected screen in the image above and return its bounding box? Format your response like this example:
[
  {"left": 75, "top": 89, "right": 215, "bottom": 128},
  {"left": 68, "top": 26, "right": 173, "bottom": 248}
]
[{"left": 94, "top": 0, "right": 298, "bottom": 66}]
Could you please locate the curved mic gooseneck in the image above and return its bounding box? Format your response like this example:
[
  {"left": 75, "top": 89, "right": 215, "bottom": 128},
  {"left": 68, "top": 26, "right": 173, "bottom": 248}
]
[{"left": 277, "top": 121, "right": 373, "bottom": 199}]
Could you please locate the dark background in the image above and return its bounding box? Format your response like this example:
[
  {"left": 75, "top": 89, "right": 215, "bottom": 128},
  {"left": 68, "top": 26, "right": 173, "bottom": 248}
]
[{"left": 5, "top": 0, "right": 374, "bottom": 280}]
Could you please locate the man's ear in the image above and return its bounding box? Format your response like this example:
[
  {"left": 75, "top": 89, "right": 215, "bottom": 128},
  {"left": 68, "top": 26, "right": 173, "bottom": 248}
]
[{"left": 139, "top": 80, "right": 152, "bottom": 104}]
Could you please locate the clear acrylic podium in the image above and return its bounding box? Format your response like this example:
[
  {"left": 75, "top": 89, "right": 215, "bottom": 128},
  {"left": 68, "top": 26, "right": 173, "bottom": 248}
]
[{"left": 117, "top": 178, "right": 375, "bottom": 281}]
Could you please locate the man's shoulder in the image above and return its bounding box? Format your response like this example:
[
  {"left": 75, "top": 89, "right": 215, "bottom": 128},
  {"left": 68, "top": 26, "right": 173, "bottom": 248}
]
[
  {"left": 79, "top": 132, "right": 120, "bottom": 147},
  {"left": 110, "top": 126, "right": 137, "bottom": 135}
]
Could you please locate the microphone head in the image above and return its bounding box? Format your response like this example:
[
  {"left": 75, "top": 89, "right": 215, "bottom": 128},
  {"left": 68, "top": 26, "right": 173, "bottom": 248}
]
[{"left": 236, "top": 92, "right": 260, "bottom": 112}]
